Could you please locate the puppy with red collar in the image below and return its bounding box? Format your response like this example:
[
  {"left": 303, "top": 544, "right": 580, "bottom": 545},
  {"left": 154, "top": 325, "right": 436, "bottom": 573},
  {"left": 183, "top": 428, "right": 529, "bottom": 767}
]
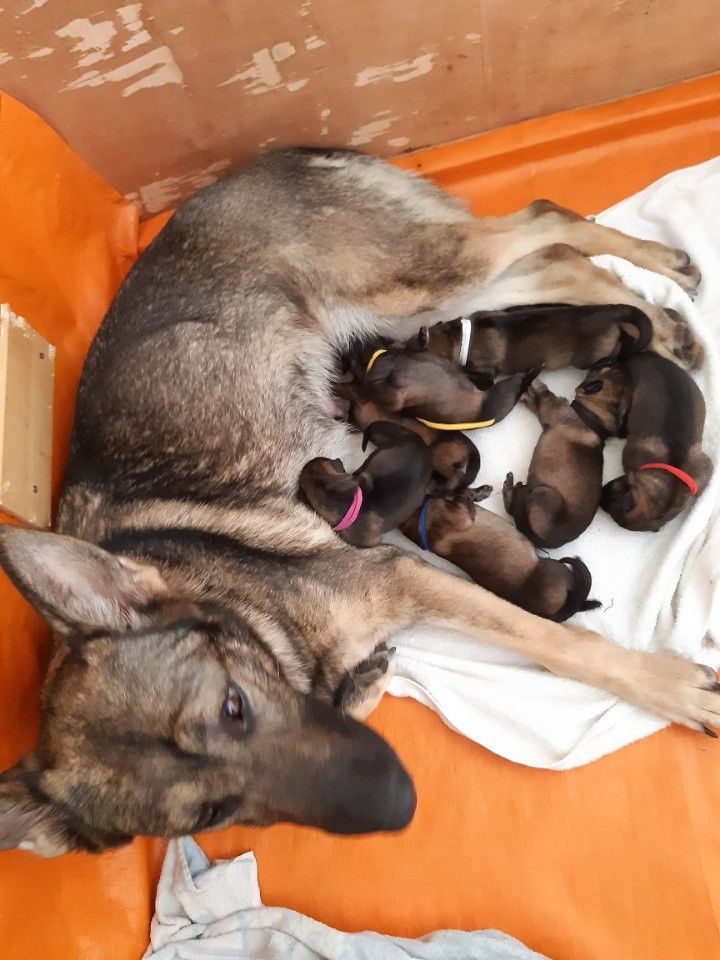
[
  {"left": 299, "top": 422, "right": 432, "bottom": 546},
  {"left": 574, "top": 353, "right": 712, "bottom": 531}
]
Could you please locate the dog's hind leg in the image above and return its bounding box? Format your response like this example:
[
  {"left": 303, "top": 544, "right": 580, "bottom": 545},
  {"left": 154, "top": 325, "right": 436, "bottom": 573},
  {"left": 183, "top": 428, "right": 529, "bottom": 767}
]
[
  {"left": 479, "top": 244, "right": 701, "bottom": 367},
  {"left": 480, "top": 199, "right": 701, "bottom": 297},
  {"left": 385, "top": 552, "right": 720, "bottom": 733}
]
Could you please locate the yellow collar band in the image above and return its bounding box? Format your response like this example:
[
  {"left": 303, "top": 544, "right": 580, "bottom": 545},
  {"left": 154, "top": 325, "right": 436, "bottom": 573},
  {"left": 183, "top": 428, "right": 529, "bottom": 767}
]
[
  {"left": 365, "top": 348, "right": 387, "bottom": 374},
  {"left": 416, "top": 416, "right": 496, "bottom": 430}
]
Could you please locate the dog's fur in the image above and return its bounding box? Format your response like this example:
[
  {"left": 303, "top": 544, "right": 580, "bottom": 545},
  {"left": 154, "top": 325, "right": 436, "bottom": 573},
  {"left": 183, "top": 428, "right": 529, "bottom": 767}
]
[
  {"left": 360, "top": 346, "right": 540, "bottom": 425},
  {"left": 574, "top": 354, "right": 713, "bottom": 530},
  {"left": 405, "top": 303, "right": 652, "bottom": 376},
  {"left": 299, "top": 422, "right": 432, "bottom": 546},
  {"left": 503, "top": 378, "right": 607, "bottom": 548},
  {"left": 335, "top": 381, "right": 480, "bottom": 494},
  {"left": 400, "top": 488, "right": 600, "bottom": 622},
  {"left": 0, "top": 148, "right": 718, "bottom": 857}
]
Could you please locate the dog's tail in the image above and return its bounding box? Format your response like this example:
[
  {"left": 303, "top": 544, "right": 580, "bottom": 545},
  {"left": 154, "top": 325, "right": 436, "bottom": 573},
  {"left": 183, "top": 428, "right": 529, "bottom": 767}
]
[
  {"left": 551, "top": 556, "right": 602, "bottom": 623},
  {"left": 616, "top": 306, "right": 653, "bottom": 359}
]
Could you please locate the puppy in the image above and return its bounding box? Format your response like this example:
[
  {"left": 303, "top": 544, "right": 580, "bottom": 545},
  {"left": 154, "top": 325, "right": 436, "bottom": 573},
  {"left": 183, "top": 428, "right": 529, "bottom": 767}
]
[
  {"left": 503, "top": 378, "right": 606, "bottom": 548},
  {"left": 574, "top": 353, "right": 713, "bottom": 531},
  {"left": 299, "top": 421, "right": 432, "bottom": 546},
  {"left": 405, "top": 303, "right": 652, "bottom": 377},
  {"left": 360, "top": 345, "right": 540, "bottom": 426},
  {"left": 400, "top": 487, "right": 600, "bottom": 622},
  {"left": 335, "top": 380, "right": 480, "bottom": 494}
]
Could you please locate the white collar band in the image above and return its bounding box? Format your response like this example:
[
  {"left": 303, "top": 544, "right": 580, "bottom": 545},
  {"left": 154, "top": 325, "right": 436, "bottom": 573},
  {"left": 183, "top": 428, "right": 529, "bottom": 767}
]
[{"left": 458, "top": 316, "right": 472, "bottom": 367}]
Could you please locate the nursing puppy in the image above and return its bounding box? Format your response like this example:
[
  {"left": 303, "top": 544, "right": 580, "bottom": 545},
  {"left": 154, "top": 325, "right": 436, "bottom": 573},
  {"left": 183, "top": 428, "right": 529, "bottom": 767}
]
[
  {"left": 299, "top": 422, "right": 432, "bottom": 546},
  {"left": 336, "top": 380, "right": 480, "bottom": 494},
  {"left": 401, "top": 488, "right": 601, "bottom": 622},
  {"left": 503, "top": 378, "right": 606, "bottom": 548},
  {"left": 405, "top": 303, "right": 652, "bottom": 377},
  {"left": 574, "top": 353, "right": 713, "bottom": 531},
  {"left": 360, "top": 347, "right": 540, "bottom": 426}
]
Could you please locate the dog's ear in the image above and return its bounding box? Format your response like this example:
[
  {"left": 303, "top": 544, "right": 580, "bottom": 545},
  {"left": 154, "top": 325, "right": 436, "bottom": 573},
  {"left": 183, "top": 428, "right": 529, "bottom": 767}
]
[
  {"left": 417, "top": 326, "right": 430, "bottom": 351},
  {"left": 0, "top": 526, "right": 168, "bottom": 636},
  {"left": 0, "top": 761, "right": 80, "bottom": 857}
]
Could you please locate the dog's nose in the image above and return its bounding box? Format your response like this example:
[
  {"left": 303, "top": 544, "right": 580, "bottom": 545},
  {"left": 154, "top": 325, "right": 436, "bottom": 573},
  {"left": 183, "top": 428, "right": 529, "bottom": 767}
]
[
  {"left": 296, "top": 701, "right": 417, "bottom": 835},
  {"left": 324, "top": 732, "right": 417, "bottom": 834}
]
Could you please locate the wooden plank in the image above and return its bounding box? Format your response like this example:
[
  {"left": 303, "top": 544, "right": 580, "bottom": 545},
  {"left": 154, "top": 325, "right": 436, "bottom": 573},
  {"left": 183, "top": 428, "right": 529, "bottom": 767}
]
[{"left": 0, "top": 305, "right": 54, "bottom": 528}]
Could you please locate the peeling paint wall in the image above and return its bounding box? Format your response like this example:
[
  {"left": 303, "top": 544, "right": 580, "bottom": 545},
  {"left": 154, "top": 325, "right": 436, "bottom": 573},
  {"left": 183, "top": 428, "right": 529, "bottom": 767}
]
[{"left": 0, "top": 0, "right": 718, "bottom": 215}]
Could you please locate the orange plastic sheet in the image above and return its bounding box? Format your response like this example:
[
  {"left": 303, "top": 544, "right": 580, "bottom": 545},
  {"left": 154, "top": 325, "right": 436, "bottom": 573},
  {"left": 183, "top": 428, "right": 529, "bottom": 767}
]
[{"left": 3, "top": 74, "right": 720, "bottom": 960}]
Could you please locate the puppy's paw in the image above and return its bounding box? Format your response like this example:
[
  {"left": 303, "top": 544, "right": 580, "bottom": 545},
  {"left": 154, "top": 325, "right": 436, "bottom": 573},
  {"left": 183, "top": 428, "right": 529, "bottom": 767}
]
[
  {"left": 335, "top": 642, "right": 396, "bottom": 719},
  {"left": 663, "top": 308, "right": 704, "bottom": 369},
  {"left": 470, "top": 484, "right": 493, "bottom": 502}
]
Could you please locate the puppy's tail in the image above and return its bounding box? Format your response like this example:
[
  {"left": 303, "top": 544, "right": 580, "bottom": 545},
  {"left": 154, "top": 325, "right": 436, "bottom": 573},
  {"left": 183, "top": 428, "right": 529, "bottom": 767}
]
[
  {"left": 552, "top": 556, "right": 602, "bottom": 623},
  {"left": 616, "top": 306, "right": 653, "bottom": 359}
]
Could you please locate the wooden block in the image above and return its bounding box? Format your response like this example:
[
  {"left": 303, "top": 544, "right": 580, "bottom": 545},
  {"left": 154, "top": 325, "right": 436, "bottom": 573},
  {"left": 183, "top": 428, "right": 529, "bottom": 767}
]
[{"left": 0, "top": 305, "right": 54, "bottom": 528}]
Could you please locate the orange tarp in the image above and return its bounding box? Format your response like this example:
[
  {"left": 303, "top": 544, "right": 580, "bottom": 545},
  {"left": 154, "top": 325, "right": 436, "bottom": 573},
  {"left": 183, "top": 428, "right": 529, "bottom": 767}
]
[{"left": 2, "top": 74, "right": 720, "bottom": 960}]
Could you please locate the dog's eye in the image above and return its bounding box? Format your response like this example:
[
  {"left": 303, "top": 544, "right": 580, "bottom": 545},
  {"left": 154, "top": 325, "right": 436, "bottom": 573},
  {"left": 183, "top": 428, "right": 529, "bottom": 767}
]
[
  {"left": 221, "top": 683, "right": 250, "bottom": 733},
  {"left": 582, "top": 380, "right": 603, "bottom": 394}
]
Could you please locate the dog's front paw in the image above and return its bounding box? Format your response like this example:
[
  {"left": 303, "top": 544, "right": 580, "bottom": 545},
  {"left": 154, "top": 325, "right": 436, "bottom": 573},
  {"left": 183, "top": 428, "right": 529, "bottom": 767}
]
[
  {"left": 334, "top": 641, "right": 396, "bottom": 719},
  {"left": 671, "top": 249, "right": 702, "bottom": 299},
  {"left": 629, "top": 652, "right": 720, "bottom": 733}
]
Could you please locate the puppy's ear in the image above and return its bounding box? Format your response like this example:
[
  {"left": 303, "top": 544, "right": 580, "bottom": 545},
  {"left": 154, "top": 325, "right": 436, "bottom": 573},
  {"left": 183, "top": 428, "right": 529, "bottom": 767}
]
[
  {"left": 467, "top": 370, "right": 495, "bottom": 391},
  {"left": 601, "top": 478, "right": 635, "bottom": 514},
  {"left": 418, "top": 326, "right": 430, "bottom": 351}
]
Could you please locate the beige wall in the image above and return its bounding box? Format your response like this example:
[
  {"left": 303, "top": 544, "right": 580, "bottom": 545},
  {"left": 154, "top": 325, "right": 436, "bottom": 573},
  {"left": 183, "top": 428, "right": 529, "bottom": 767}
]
[{"left": 1, "top": 0, "right": 718, "bottom": 215}]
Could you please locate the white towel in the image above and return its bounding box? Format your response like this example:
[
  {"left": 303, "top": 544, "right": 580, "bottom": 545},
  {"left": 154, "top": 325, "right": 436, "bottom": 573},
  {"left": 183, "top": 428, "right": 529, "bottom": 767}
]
[
  {"left": 144, "top": 837, "right": 550, "bottom": 960},
  {"left": 387, "top": 158, "right": 720, "bottom": 770}
]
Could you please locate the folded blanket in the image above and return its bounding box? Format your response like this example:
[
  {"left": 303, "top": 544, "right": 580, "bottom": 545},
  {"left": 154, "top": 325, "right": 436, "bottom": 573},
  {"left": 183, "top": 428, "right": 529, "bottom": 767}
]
[
  {"left": 387, "top": 158, "right": 720, "bottom": 769},
  {"left": 144, "top": 838, "right": 550, "bottom": 959}
]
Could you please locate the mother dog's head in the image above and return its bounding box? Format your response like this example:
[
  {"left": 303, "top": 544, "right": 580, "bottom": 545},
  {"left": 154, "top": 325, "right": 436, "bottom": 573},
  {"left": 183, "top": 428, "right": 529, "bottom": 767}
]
[{"left": 0, "top": 526, "right": 415, "bottom": 856}]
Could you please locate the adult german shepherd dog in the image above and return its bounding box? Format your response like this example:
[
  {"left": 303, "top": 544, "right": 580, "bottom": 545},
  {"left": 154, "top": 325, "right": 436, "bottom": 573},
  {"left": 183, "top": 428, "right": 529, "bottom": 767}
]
[{"left": 0, "top": 148, "right": 716, "bottom": 856}]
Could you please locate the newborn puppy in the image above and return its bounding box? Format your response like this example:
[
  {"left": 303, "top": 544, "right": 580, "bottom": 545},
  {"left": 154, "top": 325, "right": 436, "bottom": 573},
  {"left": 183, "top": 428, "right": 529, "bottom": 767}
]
[
  {"left": 503, "top": 378, "right": 606, "bottom": 548},
  {"left": 405, "top": 303, "right": 651, "bottom": 377},
  {"left": 299, "top": 421, "right": 432, "bottom": 546},
  {"left": 400, "top": 488, "right": 600, "bottom": 622},
  {"left": 574, "top": 353, "right": 713, "bottom": 531},
  {"left": 335, "top": 380, "right": 480, "bottom": 494},
  {"left": 360, "top": 345, "right": 540, "bottom": 426}
]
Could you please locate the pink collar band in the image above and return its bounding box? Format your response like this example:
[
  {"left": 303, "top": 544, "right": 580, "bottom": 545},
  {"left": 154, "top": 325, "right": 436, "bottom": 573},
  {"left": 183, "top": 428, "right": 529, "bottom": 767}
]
[{"left": 333, "top": 486, "right": 364, "bottom": 531}]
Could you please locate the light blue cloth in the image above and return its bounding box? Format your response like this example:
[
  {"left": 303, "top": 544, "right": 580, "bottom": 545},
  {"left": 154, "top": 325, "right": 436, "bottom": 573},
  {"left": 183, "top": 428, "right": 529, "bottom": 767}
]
[{"left": 144, "top": 838, "right": 551, "bottom": 960}]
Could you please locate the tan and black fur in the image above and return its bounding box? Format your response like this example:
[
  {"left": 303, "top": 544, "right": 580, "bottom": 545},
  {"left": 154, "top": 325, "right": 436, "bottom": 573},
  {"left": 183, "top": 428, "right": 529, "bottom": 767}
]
[
  {"left": 406, "top": 302, "right": 652, "bottom": 376},
  {"left": 574, "top": 353, "right": 713, "bottom": 531},
  {"left": 0, "top": 147, "right": 717, "bottom": 858},
  {"left": 503, "top": 378, "right": 607, "bottom": 548},
  {"left": 360, "top": 346, "right": 541, "bottom": 425},
  {"left": 336, "top": 380, "right": 480, "bottom": 494},
  {"left": 401, "top": 488, "right": 600, "bottom": 622},
  {"left": 299, "top": 422, "right": 432, "bottom": 546}
]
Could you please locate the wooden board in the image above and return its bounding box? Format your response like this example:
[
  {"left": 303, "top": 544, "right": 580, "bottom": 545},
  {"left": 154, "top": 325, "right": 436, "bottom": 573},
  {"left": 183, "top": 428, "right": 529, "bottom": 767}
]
[{"left": 0, "top": 305, "right": 54, "bottom": 528}]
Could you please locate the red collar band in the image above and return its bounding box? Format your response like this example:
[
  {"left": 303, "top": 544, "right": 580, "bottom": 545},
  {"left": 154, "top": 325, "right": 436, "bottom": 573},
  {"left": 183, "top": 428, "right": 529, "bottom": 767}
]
[{"left": 638, "top": 462, "right": 699, "bottom": 496}]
